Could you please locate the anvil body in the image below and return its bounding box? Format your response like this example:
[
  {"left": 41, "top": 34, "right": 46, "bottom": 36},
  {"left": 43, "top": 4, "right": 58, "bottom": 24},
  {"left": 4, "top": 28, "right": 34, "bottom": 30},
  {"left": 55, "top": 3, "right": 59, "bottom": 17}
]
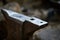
[{"left": 1, "top": 9, "right": 48, "bottom": 40}]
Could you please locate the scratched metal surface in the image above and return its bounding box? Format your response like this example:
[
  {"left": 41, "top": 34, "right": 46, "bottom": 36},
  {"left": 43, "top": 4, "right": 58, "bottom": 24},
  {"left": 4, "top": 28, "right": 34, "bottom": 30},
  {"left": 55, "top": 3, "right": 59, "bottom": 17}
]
[
  {"left": 26, "top": 17, "right": 47, "bottom": 26},
  {"left": 2, "top": 9, "right": 31, "bottom": 22},
  {"left": 2, "top": 9, "right": 48, "bottom": 26}
]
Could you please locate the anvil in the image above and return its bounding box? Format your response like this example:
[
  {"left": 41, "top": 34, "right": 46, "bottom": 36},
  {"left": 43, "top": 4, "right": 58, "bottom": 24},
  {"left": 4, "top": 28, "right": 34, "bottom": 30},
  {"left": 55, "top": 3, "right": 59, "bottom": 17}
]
[{"left": 1, "top": 9, "right": 48, "bottom": 40}]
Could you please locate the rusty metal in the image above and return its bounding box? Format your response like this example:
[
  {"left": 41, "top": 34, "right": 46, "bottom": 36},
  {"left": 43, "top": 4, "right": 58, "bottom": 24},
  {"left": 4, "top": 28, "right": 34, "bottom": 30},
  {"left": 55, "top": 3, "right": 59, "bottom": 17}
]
[{"left": 1, "top": 9, "right": 48, "bottom": 40}]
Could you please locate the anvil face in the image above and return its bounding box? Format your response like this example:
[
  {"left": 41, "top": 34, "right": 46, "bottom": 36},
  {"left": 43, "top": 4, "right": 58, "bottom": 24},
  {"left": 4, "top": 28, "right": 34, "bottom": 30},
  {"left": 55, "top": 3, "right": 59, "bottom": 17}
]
[
  {"left": 26, "top": 17, "right": 48, "bottom": 26},
  {"left": 2, "top": 9, "right": 31, "bottom": 22},
  {"left": 2, "top": 9, "right": 48, "bottom": 26}
]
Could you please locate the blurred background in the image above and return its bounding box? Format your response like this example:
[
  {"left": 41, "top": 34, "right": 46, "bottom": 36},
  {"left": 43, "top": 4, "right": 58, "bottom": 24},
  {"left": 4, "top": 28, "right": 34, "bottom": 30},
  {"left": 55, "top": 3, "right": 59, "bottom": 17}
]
[{"left": 0, "top": 0, "right": 60, "bottom": 40}]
